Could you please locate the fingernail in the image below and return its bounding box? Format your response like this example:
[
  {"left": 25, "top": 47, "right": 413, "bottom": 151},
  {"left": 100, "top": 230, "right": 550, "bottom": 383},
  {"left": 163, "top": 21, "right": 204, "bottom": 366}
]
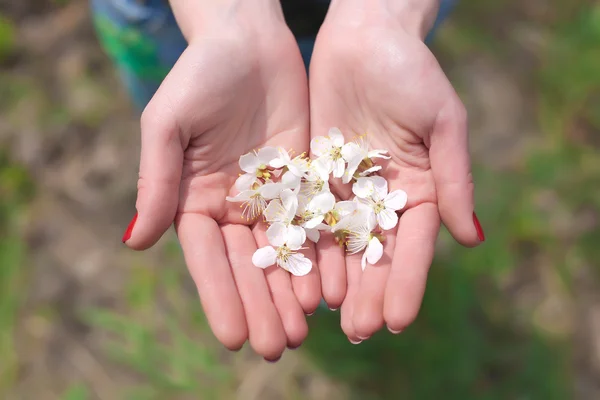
[
  {"left": 473, "top": 212, "right": 485, "bottom": 242},
  {"left": 122, "top": 212, "right": 138, "bottom": 243},
  {"left": 287, "top": 344, "right": 301, "bottom": 350},
  {"left": 356, "top": 335, "right": 370, "bottom": 340},
  {"left": 265, "top": 356, "right": 281, "bottom": 363},
  {"left": 388, "top": 326, "right": 403, "bottom": 334},
  {"left": 329, "top": 307, "right": 338, "bottom": 312},
  {"left": 349, "top": 338, "right": 362, "bottom": 345}
]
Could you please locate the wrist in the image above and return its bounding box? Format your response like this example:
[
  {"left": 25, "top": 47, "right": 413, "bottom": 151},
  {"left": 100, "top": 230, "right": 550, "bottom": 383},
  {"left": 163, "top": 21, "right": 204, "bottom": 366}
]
[
  {"left": 328, "top": 0, "right": 440, "bottom": 40},
  {"left": 169, "top": 0, "right": 286, "bottom": 42}
]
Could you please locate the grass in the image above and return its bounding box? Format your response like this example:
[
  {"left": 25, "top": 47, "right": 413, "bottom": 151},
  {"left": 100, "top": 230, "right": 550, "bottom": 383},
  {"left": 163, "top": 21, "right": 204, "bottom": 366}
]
[
  {"left": 2, "top": 0, "right": 600, "bottom": 399},
  {"left": 0, "top": 153, "right": 33, "bottom": 397},
  {"left": 0, "top": 14, "right": 15, "bottom": 62},
  {"left": 84, "top": 242, "right": 235, "bottom": 399},
  {"left": 304, "top": 166, "right": 571, "bottom": 400}
]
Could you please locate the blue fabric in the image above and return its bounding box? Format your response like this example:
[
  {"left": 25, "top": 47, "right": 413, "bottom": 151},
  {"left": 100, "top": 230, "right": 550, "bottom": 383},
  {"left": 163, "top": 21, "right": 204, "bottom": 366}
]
[{"left": 92, "top": 0, "right": 456, "bottom": 110}]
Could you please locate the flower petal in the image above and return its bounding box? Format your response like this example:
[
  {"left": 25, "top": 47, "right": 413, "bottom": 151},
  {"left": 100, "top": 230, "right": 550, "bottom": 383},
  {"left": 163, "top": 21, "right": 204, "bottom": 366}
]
[
  {"left": 264, "top": 199, "right": 283, "bottom": 223},
  {"left": 352, "top": 177, "right": 375, "bottom": 198},
  {"left": 310, "top": 136, "right": 332, "bottom": 157},
  {"left": 269, "top": 147, "right": 290, "bottom": 169},
  {"left": 341, "top": 142, "right": 362, "bottom": 162},
  {"left": 366, "top": 237, "right": 383, "bottom": 265},
  {"left": 343, "top": 156, "right": 362, "bottom": 184},
  {"left": 384, "top": 190, "right": 408, "bottom": 211},
  {"left": 367, "top": 149, "right": 391, "bottom": 159},
  {"left": 334, "top": 200, "right": 357, "bottom": 217},
  {"left": 309, "top": 192, "right": 336, "bottom": 214},
  {"left": 282, "top": 171, "right": 301, "bottom": 191},
  {"left": 328, "top": 127, "right": 345, "bottom": 147},
  {"left": 304, "top": 215, "right": 324, "bottom": 229},
  {"left": 252, "top": 246, "right": 277, "bottom": 268},
  {"left": 259, "top": 182, "right": 284, "bottom": 199},
  {"left": 267, "top": 222, "right": 287, "bottom": 247},
  {"left": 225, "top": 190, "right": 253, "bottom": 202},
  {"left": 312, "top": 157, "right": 331, "bottom": 178},
  {"left": 305, "top": 228, "right": 320, "bottom": 243},
  {"left": 280, "top": 189, "right": 299, "bottom": 221},
  {"left": 331, "top": 214, "right": 353, "bottom": 232},
  {"left": 286, "top": 225, "right": 306, "bottom": 250},
  {"left": 234, "top": 173, "right": 257, "bottom": 191},
  {"left": 370, "top": 176, "right": 388, "bottom": 200},
  {"left": 318, "top": 156, "right": 335, "bottom": 174},
  {"left": 377, "top": 208, "right": 399, "bottom": 230},
  {"left": 332, "top": 158, "right": 346, "bottom": 179},
  {"left": 361, "top": 252, "right": 368, "bottom": 271},
  {"left": 239, "top": 152, "right": 260, "bottom": 173},
  {"left": 257, "top": 146, "right": 280, "bottom": 165},
  {"left": 358, "top": 166, "right": 382, "bottom": 177},
  {"left": 287, "top": 163, "right": 303, "bottom": 177},
  {"left": 284, "top": 253, "right": 312, "bottom": 276}
]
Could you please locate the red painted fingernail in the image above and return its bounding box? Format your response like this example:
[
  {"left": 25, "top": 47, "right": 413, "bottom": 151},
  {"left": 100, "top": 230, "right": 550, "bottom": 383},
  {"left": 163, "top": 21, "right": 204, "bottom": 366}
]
[
  {"left": 122, "top": 212, "right": 138, "bottom": 243},
  {"left": 473, "top": 212, "right": 485, "bottom": 242}
]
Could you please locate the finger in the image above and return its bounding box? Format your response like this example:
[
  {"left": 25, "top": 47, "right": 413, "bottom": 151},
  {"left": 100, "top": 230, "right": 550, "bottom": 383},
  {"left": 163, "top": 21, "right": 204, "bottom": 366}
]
[
  {"left": 124, "top": 102, "right": 186, "bottom": 250},
  {"left": 340, "top": 251, "right": 363, "bottom": 344},
  {"left": 291, "top": 240, "right": 322, "bottom": 314},
  {"left": 176, "top": 214, "right": 247, "bottom": 350},
  {"left": 352, "top": 227, "right": 397, "bottom": 340},
  {"left": 429, "top": 98, "right": 483, "bottom": 247},
  {"left": 253, "top": 224, "right": 308, "bottom": 351},
  {"left": 222, "top": 224, "right": 288, "bottom": 358},
  {"left": 316, "top": 231, "right": 346, "bottom": 310},
  {"left": 384, "top": 203, "right": 440, "bottom": 333}
]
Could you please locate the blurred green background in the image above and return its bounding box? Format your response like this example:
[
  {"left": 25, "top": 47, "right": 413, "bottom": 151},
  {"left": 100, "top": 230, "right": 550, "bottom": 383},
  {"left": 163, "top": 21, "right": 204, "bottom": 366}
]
[{"left": 1, "top": 0, "right": 599, "bottom": 399}]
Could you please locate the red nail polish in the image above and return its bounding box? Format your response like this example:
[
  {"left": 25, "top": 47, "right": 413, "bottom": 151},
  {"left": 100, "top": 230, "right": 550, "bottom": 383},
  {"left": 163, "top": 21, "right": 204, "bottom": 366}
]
[
  {"left": 122, "top": 212, "right": 138, "bottom": 243},
  {"left": 473, "top": 212, "right": 485, "bottom": 242}
]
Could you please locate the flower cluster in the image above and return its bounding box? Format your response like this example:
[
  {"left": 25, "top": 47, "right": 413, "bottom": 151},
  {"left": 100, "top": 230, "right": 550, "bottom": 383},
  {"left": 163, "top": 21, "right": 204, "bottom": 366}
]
[{"left": 227, "top": 128, "right": 407, "bottom": 276}]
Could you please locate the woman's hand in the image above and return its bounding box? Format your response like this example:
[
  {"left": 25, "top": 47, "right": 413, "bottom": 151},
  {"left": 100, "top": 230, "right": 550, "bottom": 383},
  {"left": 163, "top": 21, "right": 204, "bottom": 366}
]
[
  {"left": 123, "top": 0, "right": 319, "bottom": 360},
  {"left": 309, "top": 0, "right": 484, "bottom": 342}
]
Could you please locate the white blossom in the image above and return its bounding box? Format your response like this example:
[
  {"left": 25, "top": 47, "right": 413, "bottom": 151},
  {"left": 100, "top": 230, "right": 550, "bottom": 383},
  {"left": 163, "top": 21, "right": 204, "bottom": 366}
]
[
  {"left": 352, "top": 176, "right": 407, "bottom": 230},
  {"left": 231, "top": 127, "right": 409, "bottom": 272},
  {"left": 264, "top": 189, "right": 298, "bottom": 226},
  {"left": 310, "top": 128, "right": 346, "bottom": 178},
  {"left": 299, "top": 164, "right": 330, "bottom": 199},
  {"left": 297, "top": 192, "right": 336, "bottom": 229},
  {"left": 252, "top": 222, "right": 312, "bottom": 276},
  {"left": 234, "top": 147, "right": 279, "bottom": 190},
  {"left": 341, "top": 136, "right": 390, "bottom": 183},
  {"left": 226, "top": 182, "right": 284, "bottom": 220},
  {"left": 334, "top": 208, "right": 383, "bottom": 270},
  {"left": 269, "top": 147, "right": 310, "bottom": 178}
]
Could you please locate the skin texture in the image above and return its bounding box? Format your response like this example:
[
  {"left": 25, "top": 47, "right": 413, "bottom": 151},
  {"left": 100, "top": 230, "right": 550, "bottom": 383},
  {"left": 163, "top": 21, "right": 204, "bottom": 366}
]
[
  {"left": 123, "top": 4, "right": 320, "bottom": 360},
  {"left": 310, "top": 1, "right": 482, "bottom": 342}
]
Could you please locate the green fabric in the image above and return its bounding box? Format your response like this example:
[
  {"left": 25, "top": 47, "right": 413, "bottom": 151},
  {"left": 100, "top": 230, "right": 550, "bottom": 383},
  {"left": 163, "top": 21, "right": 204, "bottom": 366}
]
[{"left": 93, "top": 15, "right": 170, "bottom": 81}]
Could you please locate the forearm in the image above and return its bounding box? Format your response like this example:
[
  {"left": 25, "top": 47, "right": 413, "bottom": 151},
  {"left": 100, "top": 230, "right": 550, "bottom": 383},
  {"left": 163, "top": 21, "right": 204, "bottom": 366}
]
[
  {"left": 169, "top": 0, "right": 285, "bottom": 41},
  {"left": 328, "top": 0, "right": 440, "bottom": 39}
]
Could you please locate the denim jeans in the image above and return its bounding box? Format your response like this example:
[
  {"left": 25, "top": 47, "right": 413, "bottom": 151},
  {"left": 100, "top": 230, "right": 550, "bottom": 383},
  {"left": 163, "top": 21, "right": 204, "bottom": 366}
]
[{"left": 91, "top": 0, "right": 456, "bottom": 109}]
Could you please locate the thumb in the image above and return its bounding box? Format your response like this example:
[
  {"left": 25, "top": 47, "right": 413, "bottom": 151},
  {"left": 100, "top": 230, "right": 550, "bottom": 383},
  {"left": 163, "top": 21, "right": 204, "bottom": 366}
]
[
  {"left": 429, "top": 98, "right": 484, "bottom": 247},
  {"left": 122, "top": 105, "right": 185, "bottom": 250}
]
